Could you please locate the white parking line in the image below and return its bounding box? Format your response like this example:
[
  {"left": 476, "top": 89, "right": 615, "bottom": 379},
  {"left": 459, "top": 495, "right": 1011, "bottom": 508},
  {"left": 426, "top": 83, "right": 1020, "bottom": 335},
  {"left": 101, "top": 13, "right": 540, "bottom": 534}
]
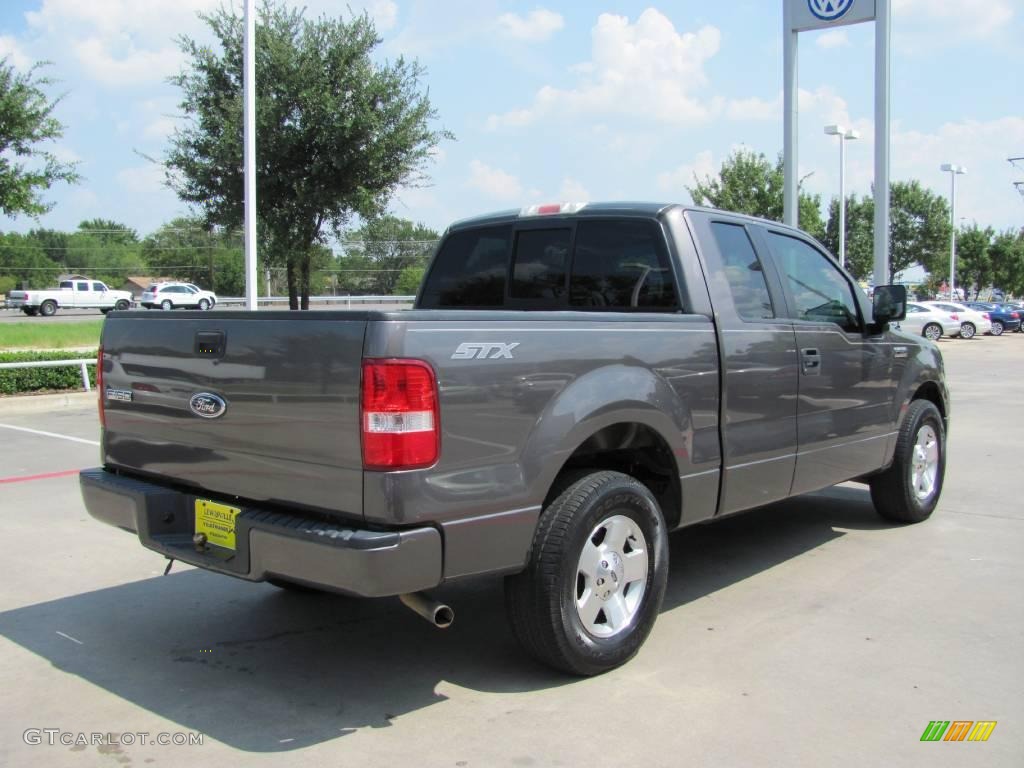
[{"left": 0, "top": 423, "right": 100, "bottom": 446}]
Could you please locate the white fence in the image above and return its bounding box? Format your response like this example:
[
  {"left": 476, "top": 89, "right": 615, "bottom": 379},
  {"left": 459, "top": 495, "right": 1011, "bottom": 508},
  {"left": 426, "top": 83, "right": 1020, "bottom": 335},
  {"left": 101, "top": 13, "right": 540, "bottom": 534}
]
[{"left": 0, "top": 359, "right": 96, "bottom": 391}]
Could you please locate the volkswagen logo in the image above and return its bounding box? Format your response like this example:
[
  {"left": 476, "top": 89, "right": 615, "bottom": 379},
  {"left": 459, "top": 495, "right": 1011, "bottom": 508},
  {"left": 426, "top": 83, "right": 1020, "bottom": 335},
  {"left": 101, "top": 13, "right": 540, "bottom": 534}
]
[
  {"left": 808, "top": 0, "right": 854, "bottom": 22},
  {"left": 189, "top": 392, "right": 227, "bottom": 419}
]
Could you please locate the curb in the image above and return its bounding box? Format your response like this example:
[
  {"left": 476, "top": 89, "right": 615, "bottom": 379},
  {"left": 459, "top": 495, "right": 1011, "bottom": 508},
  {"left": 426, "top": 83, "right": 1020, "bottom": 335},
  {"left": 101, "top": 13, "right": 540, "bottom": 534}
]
[{"left": 0, "top": 391, "right": 96, "bottom": 416}]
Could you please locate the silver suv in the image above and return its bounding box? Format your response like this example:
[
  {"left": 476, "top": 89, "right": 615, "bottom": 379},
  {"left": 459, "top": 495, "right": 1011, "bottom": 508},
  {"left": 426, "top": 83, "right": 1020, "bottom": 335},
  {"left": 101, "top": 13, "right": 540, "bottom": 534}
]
[{"left": 139, "top": 282, "right": 217, "bottom": 311}]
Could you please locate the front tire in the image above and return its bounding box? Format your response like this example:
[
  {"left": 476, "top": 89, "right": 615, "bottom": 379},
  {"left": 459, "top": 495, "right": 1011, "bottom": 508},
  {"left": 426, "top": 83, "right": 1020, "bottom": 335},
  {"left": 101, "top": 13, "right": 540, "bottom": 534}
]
[
  {"left": 115, "top": 299, "right": 130, "bottom": 311},
  {"left": 504, "top": 470, "right": 669, "bottom": 676},
  {"left": 990, "top": 321, "right": 1004, "bottom": 336},
  {"left": 922, "top": 323, "right": 942, "bottom": 341},
  {"left": 198, "top": 298, "right": 211, "bottom": 311},
  {"left": 869, "top": 400, "right": 945, "bottom": 523},
  {"left": 959, "top": 322, "right": 976, "bottom": 339},
  {"left": 39, "top": 300, "right": 57, "bottom": 317}
]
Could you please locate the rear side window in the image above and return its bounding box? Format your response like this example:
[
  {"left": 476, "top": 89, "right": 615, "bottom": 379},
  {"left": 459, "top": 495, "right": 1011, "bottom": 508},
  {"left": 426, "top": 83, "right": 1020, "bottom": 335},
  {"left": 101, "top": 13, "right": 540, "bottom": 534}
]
[
  {"left": 570, "top": 220, "right": 678, "bottom": 310},
  {"left": 709, "top": 223, "right": 774, "bottom": 320},
  {"left": 419, "top": 226, "right": 511, "bottom": 308},
  {"left": 76, "top": 282, "right": 89, "bottom": 291},
  {"left": 511, "top": 229, "right": 570, "bottom": 301}
]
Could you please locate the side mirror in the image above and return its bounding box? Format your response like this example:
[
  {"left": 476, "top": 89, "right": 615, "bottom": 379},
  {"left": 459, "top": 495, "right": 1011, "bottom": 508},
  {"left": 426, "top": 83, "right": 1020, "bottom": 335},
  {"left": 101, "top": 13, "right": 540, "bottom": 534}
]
[{"left": 872, "top": 284, "right": 907, "bottom": 326}]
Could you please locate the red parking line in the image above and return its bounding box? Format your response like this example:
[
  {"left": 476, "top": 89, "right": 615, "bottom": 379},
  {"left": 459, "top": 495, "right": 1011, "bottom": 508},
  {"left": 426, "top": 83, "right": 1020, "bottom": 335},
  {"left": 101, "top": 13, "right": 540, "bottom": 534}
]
[{"left": 0, "top": 469, "right": 81, "bottom": 485}]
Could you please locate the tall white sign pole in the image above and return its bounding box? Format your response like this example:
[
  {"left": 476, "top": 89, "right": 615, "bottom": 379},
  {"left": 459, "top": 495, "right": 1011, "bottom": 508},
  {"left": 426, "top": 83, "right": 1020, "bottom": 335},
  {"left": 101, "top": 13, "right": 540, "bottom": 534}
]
[
  {"left": 783, "top": 2, "right": 799, "bottom": 226},
  {"left": 784, "top": 0, "right": 888, "bottom": 282},
  {"left": 873, "top": 0, "right": 891, "bottom": 287},
  {"left": 243, "top": 0, "right": 258, "bottom": 310}
]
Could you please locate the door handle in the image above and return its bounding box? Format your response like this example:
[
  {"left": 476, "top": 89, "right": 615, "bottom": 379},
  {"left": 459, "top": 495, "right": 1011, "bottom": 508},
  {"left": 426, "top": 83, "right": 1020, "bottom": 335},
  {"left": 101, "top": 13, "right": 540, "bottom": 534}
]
[{"left": 801, "top": 348, "right": 821, "bottom": 375}]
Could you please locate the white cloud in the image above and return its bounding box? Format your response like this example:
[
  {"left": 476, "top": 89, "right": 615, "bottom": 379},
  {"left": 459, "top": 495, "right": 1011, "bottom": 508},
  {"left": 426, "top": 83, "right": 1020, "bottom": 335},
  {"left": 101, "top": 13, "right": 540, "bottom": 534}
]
[
  {"left": 657, "top": 150, "right": 716, "bottom": 196},
  {"left": 0, "top": 35, "right": 32, "bottom": 70},
  {"left": 559, "top": 178, "right": 590, "bottom": 201},
  {"left": 815, "top": 30, "right": 849, "bottom": 49},
  {"left": 894, "top": 0, "right": 1014, "bottom": 40},
  {"left": 467, "top": 160, "right": 524, "bottom": 201},
  {"left": 116, "top": 164, "right": 166, "bottom": 194},
  {"left": 367, "top": 0, "right": 398, "bottom": 31},
  {"left": 487, "top": 9, "right": 721, "bottom": 129},
  {"left": 726, "top": 86, "right": 855, "bottom": 129},
  {"left": 497, "top": 8, "right": 565, "bottom": 42}
]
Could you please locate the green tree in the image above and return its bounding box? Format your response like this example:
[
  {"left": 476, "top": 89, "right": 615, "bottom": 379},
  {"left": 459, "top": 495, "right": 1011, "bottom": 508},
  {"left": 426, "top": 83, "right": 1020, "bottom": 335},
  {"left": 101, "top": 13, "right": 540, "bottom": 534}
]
[
  {"left": 165, "top": 3, "right": 450, "bottom": 309},
  {"left": 142, "top": 217, "right": 245, "bottom": 295},
  {"left": 686, "top": 149, "right": 825, "bottom": 241},
  {"left": 889, "top": 181, "right": 951, "bottom": 284},
  {"left": 395, "top": 265, "right": 425, "bottom": 296},
  {"left": 0, "top": 57, "right": 79, "bottom": 217},
  {"left": 990, "top": 230, "right": 1024, "bottom": 297},
  {"left": 345, "top": 216, "right": 438, "bottom": 294},
  {"left": 77, "top": 218, "right": 138, "bottom": 245},
  {"left": 823, "top": 181, "right": 952, "bottom": 284},
  {"left": 823, "top": 193, "right": 874, "bottom": 280},
  {"left": 954, "top": 225, "right": 994, "bottom": 300},
  {"left": 0, "top": 231, "right": 61, "bottom": 287}
]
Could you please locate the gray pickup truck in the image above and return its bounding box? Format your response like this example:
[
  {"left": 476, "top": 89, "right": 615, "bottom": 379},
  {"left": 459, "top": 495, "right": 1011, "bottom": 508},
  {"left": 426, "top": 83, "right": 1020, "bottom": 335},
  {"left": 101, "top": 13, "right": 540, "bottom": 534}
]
[{"left": 81, "top": 202, "right": 948, "bottom": 675}]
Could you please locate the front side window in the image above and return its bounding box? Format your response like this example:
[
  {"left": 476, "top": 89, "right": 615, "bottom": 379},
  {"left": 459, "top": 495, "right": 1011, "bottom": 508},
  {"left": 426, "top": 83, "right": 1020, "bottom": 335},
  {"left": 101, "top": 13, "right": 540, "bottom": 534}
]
[
  {"left": 419, "top": 226, "right": 511, "bottom": 308},
  {"left": 510, "top": 229, "right": 570, "bottom": 301},
  {"left": 767, "top": 232, "right": 860, "bottom": 332},
  {"left": 92, "top": 282, "right": 106, "bottom": 291},
  {"left": 709, "top": 222, "right": 773, "bottom": 320},
  {"left": 570, "top": 220, "right": 678, "bottom": 310}
]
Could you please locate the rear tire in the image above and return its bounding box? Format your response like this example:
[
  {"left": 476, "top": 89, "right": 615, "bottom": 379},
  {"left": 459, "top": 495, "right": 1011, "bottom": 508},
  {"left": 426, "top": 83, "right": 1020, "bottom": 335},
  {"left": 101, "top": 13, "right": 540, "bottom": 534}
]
[
  {"left": 922, "top": 323, "right": 942, "bottom": 341},
  {"left": 869, "top": 400, "right": 945, "bottom": 524},
  {"left": 504, "top": 470, "right": 669, "bottom": 676},
  {"left": 39, "top": 300, "right": 57, "bottom": 317},
  {"left": 990, "top": 321, "right": 1004, "bottom": 336},
  {"left": 160, "top": 299, "right": 173, "bottom": 311},
  {"left": 958, "top": 322, "right": 976, "bottom": 339}
]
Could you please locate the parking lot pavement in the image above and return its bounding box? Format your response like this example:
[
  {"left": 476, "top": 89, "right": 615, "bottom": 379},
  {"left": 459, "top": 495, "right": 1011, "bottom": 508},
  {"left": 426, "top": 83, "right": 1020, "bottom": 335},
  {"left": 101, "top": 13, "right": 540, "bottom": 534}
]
[{"left": 1, "top": 337, "right": 1022, "bottom": 767}]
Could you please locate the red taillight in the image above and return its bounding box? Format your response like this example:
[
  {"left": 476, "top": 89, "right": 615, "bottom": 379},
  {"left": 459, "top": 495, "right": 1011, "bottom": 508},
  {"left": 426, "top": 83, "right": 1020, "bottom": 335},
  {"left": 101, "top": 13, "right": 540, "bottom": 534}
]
[
  {"left": 97, "top": 345, "right": 105, "bottom": 427},
  {"left": 361, "top": 359, "right": 439, "bottom": 470},
  {"left": 950, "top": 313, "right": 959, "bottom": 321},
  {"left": 1012, "top": 312, "right": 1020, "bottom": 319}
]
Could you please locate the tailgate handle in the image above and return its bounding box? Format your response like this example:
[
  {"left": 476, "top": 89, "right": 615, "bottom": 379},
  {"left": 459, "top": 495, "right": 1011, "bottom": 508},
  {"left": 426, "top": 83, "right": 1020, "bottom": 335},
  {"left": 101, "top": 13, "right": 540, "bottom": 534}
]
[{"left": 195, "top": 331, "right": 226, "bottom": 358}]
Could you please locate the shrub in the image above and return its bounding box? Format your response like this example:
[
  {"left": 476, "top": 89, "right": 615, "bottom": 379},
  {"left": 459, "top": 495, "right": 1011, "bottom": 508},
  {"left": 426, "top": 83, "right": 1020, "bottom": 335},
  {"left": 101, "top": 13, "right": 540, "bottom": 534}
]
[{"left": 0, "top": 349, "right": 98, "bottom": 395}]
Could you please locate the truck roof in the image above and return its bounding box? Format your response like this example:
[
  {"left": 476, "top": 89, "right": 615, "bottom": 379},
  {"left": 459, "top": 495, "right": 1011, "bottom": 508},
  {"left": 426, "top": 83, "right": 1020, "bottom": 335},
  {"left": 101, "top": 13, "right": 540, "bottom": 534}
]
[{"left": 446, "top": 201, "right": 808, "bottom": 235}]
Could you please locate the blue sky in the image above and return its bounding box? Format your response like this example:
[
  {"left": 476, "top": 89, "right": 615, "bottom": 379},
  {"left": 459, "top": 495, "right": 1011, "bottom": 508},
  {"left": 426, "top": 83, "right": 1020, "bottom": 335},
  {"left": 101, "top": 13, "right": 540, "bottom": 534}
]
[{"left": 1, "top": 0, "right": 1021, "bottom": 239}]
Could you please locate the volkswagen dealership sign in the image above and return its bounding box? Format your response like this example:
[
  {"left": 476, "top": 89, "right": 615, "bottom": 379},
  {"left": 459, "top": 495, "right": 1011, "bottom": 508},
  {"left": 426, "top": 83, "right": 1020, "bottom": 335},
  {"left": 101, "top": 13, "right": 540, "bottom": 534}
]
[{"left": 792, "top": 0, "right": 875, "bottom": 30}]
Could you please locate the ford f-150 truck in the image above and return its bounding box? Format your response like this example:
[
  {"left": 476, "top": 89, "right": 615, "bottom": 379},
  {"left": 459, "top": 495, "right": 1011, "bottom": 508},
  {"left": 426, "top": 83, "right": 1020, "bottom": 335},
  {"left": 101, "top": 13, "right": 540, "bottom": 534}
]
[
  {"left": 81, "top": 203, "right": 948, "bottom": 675},
  {"left": 7, "top": 278, "right": 133, "bottom": 316}
]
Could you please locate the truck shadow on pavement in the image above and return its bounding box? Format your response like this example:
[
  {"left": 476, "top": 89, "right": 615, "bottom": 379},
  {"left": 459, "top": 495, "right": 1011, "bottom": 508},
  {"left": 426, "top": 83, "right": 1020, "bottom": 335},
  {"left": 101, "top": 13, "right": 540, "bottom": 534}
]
[{"left": 0, "top": 484, "right": 889, "bottom": 752}]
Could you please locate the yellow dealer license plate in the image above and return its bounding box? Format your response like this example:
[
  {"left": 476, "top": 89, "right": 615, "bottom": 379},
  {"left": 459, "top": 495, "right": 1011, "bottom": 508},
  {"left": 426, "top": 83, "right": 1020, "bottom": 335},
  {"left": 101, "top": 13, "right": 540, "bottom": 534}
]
[{"left": 194, "top": 499, "right": 241, "bottom": 550}]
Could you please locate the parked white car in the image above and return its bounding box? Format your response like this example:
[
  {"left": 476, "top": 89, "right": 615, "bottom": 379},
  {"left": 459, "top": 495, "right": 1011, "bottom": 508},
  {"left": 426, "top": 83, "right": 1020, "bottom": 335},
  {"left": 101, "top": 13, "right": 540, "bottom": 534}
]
[
  {"left": 6, "top": 279, "right": 133, "bottom": 317},
  {"left": 895, "top": 302, "right": 961, "bottom": 341},
  {"left": 921, "top": 301, "right": 992, "bottom": 339},
  {"left": 140, "top": 282, "right": 218, "bottom": 311}
]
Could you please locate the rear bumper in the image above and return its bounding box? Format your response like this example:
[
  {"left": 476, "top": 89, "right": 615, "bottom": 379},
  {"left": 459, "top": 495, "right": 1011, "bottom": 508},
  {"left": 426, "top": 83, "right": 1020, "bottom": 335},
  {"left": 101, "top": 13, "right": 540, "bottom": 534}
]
[{"left": 79, "top": 468, "right": 442, "bottom": 598}]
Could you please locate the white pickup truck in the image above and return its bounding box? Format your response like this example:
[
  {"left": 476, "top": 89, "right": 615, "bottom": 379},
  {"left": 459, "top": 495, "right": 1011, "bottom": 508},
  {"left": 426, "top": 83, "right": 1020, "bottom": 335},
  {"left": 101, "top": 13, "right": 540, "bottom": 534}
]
[{"left": 7, "top": 279, "right": 133, "bottom": 317}]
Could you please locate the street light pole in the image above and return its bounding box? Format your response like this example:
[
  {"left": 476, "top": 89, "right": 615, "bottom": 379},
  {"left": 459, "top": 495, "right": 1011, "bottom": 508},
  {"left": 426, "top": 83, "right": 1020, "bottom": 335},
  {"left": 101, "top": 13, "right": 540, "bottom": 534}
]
[
  {"left": 243, "top": 0, "right": 258, "bottom": 311},
  {"left": 825, "top": 125, "right": 860, "bottom": 268},
  {"left": 940, "top": 164, "right": 967, "bottom": 301}
]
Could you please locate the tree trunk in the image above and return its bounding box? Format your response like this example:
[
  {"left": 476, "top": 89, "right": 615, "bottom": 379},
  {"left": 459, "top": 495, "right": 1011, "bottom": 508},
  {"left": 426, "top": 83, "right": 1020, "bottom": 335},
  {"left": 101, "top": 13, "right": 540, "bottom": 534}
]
[
  {"left": 300, "top": 254, "right": 310, "bottom": 311},
  {"left": 286, "top": 258, "right": 298, "bottom": 310}
]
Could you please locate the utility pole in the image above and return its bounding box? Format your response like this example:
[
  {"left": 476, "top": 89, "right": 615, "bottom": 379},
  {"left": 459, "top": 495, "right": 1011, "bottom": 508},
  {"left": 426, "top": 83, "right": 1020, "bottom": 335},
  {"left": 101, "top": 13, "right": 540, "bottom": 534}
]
[{"left": 243, "top": 0, "right": 258, "bottom": 310}]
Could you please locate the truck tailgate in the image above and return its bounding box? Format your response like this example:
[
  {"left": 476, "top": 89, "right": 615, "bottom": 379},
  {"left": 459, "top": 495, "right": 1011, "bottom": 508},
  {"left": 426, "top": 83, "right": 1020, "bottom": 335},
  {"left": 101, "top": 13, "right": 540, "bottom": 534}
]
[{"left": 100, "top": 312, "right": 366, "bottom": 519}]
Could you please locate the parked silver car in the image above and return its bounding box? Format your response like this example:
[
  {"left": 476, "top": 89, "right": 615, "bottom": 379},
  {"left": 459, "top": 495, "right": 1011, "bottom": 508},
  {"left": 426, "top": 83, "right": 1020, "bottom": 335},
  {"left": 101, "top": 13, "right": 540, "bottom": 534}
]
[{"left": 896, "top": 302, "right": 961, "bottom": 341}]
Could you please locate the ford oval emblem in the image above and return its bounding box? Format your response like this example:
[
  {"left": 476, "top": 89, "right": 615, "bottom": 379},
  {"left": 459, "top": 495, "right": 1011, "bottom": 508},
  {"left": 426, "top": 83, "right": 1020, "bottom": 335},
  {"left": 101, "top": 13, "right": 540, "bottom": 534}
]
[
  {"left": 189, "top": 392, "right": 227, "bottom": 419},
  {"left": 808, "top": 0, "right": 854, "bottom": 22}
]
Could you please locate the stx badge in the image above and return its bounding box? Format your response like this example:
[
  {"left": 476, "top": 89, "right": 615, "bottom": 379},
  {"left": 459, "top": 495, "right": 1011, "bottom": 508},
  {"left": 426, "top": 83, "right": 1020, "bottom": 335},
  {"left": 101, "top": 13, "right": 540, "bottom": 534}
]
[{"left": 451, "top": 342, "right": 520, "bottom": 360}]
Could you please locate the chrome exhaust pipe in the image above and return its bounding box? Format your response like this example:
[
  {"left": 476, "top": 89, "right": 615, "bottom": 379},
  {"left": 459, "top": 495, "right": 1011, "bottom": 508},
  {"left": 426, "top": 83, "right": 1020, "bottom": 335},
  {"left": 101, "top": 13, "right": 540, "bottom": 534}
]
[{"left": 399, "top": 592, "right": 454, "bottom": 629}]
